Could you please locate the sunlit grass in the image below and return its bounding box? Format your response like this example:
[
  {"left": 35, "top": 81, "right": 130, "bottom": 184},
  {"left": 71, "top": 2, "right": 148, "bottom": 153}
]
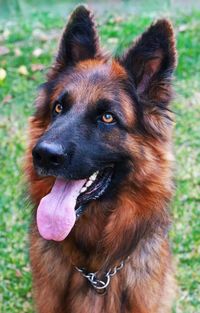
[{"left": 0, "top": 4, "right": 199, "bottom": 312}]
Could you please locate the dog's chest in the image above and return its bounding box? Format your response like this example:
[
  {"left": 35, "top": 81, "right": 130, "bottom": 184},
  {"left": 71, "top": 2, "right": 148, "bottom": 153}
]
[
  {"left": 65, "top": 285, "right": 132, "bottom": 313},
  {"left": 62, "top": 266, "right": 135, "bottom": 313}
]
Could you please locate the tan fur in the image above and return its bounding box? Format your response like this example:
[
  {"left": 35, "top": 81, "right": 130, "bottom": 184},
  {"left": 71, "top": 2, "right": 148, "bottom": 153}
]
[
  {"left": 24, "top": 8, "right": 177, "bottom": 312},
  {"left": 25, "top": 74, "right": 176, "bottom": 312}
]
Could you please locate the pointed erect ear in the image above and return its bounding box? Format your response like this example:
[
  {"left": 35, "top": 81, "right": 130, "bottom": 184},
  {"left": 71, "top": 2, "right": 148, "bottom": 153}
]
[
  {"left": 120, "top": 19, "right": 177, "bottom": 99},
  {"left": 54, "top": 5, "right": 100, "bottom": 71}
]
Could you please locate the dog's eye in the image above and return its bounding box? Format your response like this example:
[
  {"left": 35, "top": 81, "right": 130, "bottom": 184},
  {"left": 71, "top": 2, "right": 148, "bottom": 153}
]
[
  {"left": 54, "top": 103, "right": 63, "bottom": 114},
  {"left": 101, "top": 113, "right": 115, "bottom": 124}
]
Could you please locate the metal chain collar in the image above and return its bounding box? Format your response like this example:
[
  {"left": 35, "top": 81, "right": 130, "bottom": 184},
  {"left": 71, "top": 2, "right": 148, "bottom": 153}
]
[{"left": 75, "top": 259, "right": 127, "bottom": 294}]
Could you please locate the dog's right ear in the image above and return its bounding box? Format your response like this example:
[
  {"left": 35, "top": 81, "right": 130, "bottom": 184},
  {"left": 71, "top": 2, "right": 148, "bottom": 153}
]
[{"left": 50, "top": 5, "right": 100, "bottom": 76}]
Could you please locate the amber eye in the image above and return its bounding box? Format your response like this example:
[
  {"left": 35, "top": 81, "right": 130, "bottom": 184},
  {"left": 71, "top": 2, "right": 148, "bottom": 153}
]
[
  {"left": 101, "top": 113, "right": 115, "bottom": 124},
  {"left": 54, "top": 103, "right": 63, "bottom": 114}
]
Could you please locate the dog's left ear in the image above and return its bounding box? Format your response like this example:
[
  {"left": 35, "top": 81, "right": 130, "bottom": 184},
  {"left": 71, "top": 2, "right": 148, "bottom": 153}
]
[
  {"left": 51, "top": 5, "right": 101, "bottom": 75},
  {"left": 120, "top": 19, "right": 177, "bottom": 100}
]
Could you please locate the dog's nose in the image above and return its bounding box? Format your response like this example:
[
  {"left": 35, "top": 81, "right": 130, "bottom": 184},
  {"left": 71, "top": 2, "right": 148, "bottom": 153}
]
[{"left": 32, "top": 142, "right": 65, "bottom": 168}]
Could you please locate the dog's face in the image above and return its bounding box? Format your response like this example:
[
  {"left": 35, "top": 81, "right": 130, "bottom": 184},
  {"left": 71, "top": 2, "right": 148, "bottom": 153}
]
[
  {"left": 33, "top": 60, "right": 137, "bottom": 202},
  {"left": 33, "top": 61, "right": 131, "bottom": 177},
  {"left": 31, "top": 6, "right": 176, "bottom": 241}
]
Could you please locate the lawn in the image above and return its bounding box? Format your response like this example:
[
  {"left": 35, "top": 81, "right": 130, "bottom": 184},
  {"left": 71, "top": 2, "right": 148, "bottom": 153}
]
[{"left": 0, "top": 1, "right": 200, "bottom": 312}]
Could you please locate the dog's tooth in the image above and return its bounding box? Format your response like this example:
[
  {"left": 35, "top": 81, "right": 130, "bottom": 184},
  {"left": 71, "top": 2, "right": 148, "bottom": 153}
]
[
  {"left": 86, "top": 180, "right": 93, "bottom": 187},
  {"left": 80, "top": 186, "right": 87, "bottom": 193},
  {"left": 90, "top": 171, "right": 99, "bottom": 181},
  {"left": 90, "top": 173, "right": 95, "bottom": 180}
]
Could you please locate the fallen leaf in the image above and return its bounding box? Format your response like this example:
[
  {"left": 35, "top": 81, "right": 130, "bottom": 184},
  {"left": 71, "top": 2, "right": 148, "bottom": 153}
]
[
  {"left": 32, "top": 29, "right": 48, "bottom": 42},
  {"left": 33, "top": 48, "right": 43, "bottom": 57},
  {"left": 113, "top": 16, "right": 124, "bottom": 23},
  {"left": 0, "top": 46, "right": 10, "bottom": 56},
  {"left": 107, "top": 37, "right": 118, "bottom": 44},
  {"left": 15, "top": 269, "right": 22, "bottom": 278},
  {"left": 0, "top": 68, "right": 7, "bottom": 81},
  {"left": 23, "top": 265, "right": 31, "bottom": 272},
  {"left": 31, "top": 63, "right": 45, "bottom": 72},
  {"left": 14, "top": 48, "right": 22, "bottom": 56},
  {"left": 18, "top": 65, "right": 29, "bottom": 76},
  {"left": 178, "top": 24, "right": 188, "bottom": 32},
  {"left": 26, "top": 292, "right": 32, "bottom": 299},
  {"left": 3, "top": 29, "right": 10, "bottom": 39},
  {"left": 2, "top": 94, "right": 12, "bottom": 104},
  {"left": 23, "top": 301, "right": 31, "bottom": 310}
]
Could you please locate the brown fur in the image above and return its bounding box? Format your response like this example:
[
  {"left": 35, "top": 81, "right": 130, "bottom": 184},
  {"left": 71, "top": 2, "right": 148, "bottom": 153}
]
[{"left": 25, "top": 5, "right": 177, "bottom": 313}]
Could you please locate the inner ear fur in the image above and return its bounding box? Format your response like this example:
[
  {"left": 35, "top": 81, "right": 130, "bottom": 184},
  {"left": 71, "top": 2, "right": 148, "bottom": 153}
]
[
  {"left": 120, "top": 19, "right": 177, "bottom": 137},
  {"left": 120, "top": 19, "right": 177, "bottom": 100}
]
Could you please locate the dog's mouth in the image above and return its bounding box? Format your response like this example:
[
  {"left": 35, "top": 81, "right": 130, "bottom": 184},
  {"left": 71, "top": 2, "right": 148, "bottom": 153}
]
[
  {"left": 36, "top": 166, "right": 114, "bottom": 242},
  {"left": 76, "top": 166, "right": 113, "bottom": 206}
]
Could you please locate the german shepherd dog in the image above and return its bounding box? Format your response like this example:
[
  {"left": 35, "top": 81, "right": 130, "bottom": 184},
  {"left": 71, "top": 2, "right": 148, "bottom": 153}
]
[{"left": 25, "top": 5, "right": 177, "bottom": 313}]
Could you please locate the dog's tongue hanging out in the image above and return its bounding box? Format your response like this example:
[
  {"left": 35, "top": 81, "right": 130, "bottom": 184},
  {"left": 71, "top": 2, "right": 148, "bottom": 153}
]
[{"left": 37, "top": 178, "right": 86, "bottom": 241}]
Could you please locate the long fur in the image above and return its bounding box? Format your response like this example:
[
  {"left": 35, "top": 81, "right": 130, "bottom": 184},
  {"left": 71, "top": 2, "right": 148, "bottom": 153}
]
[{"left": 25, "top": 5, "right": 177, "bottom": 313}]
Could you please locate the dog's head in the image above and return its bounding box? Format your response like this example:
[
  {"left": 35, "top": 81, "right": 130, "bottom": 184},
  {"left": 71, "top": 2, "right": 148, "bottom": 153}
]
[{"left": 31, "top": 6, "right": 176, "bottom": 241}]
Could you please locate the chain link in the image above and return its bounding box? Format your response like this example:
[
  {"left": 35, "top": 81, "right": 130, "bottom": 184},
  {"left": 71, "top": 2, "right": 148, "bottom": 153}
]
[{"left": 75, "top": 259, "right": 127, "bottom": 293}]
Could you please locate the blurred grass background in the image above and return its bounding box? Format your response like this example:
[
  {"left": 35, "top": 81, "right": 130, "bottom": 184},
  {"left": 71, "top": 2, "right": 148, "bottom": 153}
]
[{"left": 0, "top": 1, "right": 200, "bottom": 312}]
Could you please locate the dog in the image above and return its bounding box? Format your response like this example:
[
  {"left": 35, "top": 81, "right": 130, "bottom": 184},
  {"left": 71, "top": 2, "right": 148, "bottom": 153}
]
[{"left": 25, "top": 5, "right": 177, "bottom": 313}]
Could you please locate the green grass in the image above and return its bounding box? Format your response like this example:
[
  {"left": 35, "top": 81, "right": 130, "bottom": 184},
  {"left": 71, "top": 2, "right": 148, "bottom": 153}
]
[{"left": 0, "top": 2, "right": 200, "bottom": 312}]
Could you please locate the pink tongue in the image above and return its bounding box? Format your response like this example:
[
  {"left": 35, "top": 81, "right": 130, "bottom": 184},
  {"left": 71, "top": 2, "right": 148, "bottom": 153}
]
[{"left": 37, "top": 178, "right": 86, "bottom": 241}]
